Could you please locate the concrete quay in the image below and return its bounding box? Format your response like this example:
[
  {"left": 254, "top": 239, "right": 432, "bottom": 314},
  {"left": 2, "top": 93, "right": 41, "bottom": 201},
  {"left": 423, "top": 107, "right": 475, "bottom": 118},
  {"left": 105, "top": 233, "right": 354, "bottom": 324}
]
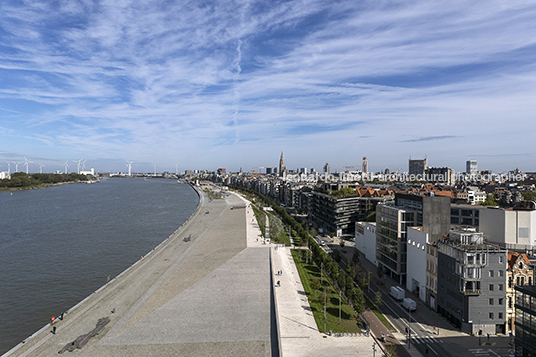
[{"left": 5, "top": 187, "right": 375, "bottom": 357}]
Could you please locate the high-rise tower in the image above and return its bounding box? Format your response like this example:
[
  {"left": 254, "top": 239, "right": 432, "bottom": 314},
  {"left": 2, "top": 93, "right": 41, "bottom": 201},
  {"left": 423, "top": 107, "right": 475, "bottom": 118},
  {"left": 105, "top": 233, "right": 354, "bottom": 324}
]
[
  {"left": 279, "top": 152, "right": 285, "bottom": 176},
  {"left": 362, "top": 157, "right": 368, "bottom": 174}
]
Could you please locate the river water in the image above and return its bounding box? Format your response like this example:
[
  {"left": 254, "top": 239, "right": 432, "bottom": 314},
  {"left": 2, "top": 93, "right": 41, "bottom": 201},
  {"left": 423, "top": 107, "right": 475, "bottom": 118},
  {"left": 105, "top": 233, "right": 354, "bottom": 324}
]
[{"left": 0, "top": 178, "right": 199, "bottom": 354}]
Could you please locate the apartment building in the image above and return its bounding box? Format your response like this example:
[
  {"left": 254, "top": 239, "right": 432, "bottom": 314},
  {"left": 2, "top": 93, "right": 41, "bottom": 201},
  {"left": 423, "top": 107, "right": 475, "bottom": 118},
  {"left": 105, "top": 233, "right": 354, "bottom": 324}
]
[
  {"left": 437, "top": 228, "right": 508, "bottom": 335},
  {"left": 376, "top": 193, "right": 450, "bottom": 285}
]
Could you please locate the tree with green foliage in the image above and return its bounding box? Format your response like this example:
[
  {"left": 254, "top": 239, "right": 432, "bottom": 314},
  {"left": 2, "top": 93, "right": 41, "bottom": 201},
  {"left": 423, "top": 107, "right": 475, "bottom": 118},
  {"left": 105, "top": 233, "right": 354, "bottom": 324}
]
[
  {"left": 348, "top": 286, "right": 365, "bottom": 315},
  {"left": 332, "top": 249, "right": 342, "bottom": 263},
  {"left": 311, "top": 278, "right": 321, "bottom": 291},
  {"left": 481, "top": 193, "right": 499, "bottom": 206},
  {"left": 340, "top": 239, "right": 346, "bottom": 248},
  {"left": 377, "top": 265, "right": 384, "bottom": 279},
  {"left": 375, "top": 290, "right": 383, "bottom": 306},
  {"left": 521, "top": 191, "right": 536, "bottom": 201}
]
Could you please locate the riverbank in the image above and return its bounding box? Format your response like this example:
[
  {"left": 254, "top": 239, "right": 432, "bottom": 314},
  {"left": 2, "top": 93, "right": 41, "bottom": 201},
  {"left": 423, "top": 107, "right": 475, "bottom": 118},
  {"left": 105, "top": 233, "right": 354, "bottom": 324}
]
[
  {"left": 0, "top": 181, "right": 79, "bottom": 192},
  {"left": 0, "top": 179, "right": 199, "bottom": 355},
  {"left": 4, "top": 186, "right": 274, "bottom": 357}
]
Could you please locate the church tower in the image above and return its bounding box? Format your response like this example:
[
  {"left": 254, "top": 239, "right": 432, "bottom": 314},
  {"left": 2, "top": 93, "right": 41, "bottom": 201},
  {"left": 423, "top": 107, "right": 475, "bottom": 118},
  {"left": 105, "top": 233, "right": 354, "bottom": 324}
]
[{"left": 279, "top": 152, "right": 285, "bottom": 176}]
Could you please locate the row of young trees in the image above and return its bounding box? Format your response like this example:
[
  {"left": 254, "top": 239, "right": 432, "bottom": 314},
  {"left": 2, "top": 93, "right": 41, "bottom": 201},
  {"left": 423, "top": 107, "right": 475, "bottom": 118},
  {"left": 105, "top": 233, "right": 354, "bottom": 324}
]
[
  {"left": 231, "top": 185, "right": 367, "bottom": 317},
  {"left": 0, "top": 172, "right": 89, "bottom": 188}
]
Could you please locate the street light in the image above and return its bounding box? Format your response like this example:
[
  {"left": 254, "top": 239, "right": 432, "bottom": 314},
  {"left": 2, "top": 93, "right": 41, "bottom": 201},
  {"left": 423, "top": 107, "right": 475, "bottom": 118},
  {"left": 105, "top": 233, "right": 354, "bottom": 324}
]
[
  {"left": 372, "top": 341, "right": 377, "bottom": 357},
  {"left": 407, "top": 307, "right": 412, "bottom": 348},
  {"left": 324, "top": 288, "right": 327, "bottom": 333},
  {"left": 339, "top": 290, "right": 342, "bottom": 325}
]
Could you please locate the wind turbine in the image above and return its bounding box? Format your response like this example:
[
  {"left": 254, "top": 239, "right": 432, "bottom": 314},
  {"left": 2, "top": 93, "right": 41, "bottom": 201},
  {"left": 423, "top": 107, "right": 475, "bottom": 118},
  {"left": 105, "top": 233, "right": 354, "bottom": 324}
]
[
  {"left": 63, "top": 161, "right": 69, "bottom": 174},
  {"left": 13, "top": 161, "right": 21, "bottom": 173},
  {"left": 39, "top": 164, "right": 45, "bottom": 174},
  {"left": 73, "top": 159, "right": 83, "bottom": 174},
  {"left": 175, "top": 163, "right": 179, "bottom": 175},
  {"left": 126, "top": 160, "right": 134, "bottom": 176},
  {"left": 153, "top": 163, "right": 157, "bottom": 177},
  {"left": 81, "top": 159, "right": 87, "bottom": 172},
  {"left": 23, "top": 157, "right": 32, "bottom": 174},
  {"left": 6, "top": 162, "right": 10, "bottom": 174}
]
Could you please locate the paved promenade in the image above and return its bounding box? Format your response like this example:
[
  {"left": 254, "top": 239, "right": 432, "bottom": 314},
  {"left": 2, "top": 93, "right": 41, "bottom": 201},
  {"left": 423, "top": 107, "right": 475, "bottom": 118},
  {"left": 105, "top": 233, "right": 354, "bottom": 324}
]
[{"left": 5, "top": 187, "right": 376, "bottom": 357}]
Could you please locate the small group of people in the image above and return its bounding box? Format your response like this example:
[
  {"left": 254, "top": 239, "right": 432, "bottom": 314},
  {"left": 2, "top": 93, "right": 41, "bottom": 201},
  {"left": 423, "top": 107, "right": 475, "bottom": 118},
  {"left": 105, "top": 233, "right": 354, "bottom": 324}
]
[{"left": 276, "top": 270, "right": 283, "bottom": 276}]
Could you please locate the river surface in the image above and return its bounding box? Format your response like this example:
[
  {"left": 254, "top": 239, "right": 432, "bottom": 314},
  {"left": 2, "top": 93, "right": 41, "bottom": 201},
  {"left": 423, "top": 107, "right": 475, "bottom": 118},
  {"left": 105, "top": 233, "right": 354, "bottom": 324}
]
[{"left": 0, "top": 178, "right": 199, "bottom": 354}]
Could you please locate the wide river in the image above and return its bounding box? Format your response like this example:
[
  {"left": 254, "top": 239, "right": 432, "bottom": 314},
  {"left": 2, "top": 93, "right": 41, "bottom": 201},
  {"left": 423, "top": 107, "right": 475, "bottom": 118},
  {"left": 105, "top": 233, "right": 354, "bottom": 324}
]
[{"left": 0, "top": 178, "right": 199, "bottom": 354}]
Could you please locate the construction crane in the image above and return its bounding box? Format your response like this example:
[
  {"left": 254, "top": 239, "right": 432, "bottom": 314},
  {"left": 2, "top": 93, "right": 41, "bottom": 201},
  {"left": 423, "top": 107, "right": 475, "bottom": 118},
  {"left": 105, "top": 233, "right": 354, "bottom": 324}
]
[{"left": 343, "top": 165, "right": 357, "bottom": 173}]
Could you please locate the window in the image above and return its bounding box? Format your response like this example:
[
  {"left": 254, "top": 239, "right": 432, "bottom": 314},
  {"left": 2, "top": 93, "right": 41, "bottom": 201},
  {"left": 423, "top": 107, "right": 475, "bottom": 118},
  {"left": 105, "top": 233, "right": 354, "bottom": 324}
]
[
  {"left": 489, "top": 270, "right": 494, "bottom": 277},
  {"left": 498, "top": 284, "right": 503, "bottom": 291},
  {"left": 530, "top": 277, "right": 532, "bottom": 286},
  {"left": 489, "top": 284, "right": 494, "bottom": 291},
  {"left": 499, "top": 256, "right": 503, "bottom": 264},
  {"left": 499, "top": 298, "right": 504, "bottom": 305},
  {"left": 499, "top": 312, "right": 503, "bottom": 319},
  {"left": 509, "top": 277, "right": 513, "bottom": 288},
  {"left": 509, "top": 297, "right": 513, "bottom": 308},
  {"left": 489, "top": 312, "right": 494, "bottom": 319},
  {"left": 489, "top": 298, "right": 494, "bottom": 305},
  {"left": 499, "top": 270, "right": 504, "bottom": 277}
]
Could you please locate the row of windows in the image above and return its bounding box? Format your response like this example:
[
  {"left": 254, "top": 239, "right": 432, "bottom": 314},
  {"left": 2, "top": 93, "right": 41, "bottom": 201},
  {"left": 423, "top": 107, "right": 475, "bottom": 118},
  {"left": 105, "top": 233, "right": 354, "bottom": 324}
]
[
  {"left": 489, "top": 283, "right": 504, "bottom": 291},
  {"left": 489, "top": 270, "right": 504, "bottom": 278},
  {"left": 489, "top": 298, "right": 504, "bottom": 305},
  {"left": 488, "top": 312, "right": 504, "bottom": 320}
]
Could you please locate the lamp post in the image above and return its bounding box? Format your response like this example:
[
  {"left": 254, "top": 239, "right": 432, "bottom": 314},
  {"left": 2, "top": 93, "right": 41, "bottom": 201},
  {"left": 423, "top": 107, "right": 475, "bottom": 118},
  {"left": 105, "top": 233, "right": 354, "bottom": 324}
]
[
  {"left": 324, "top": 288, "right": 327, "bottom": 333},
  {"left": 407, "top": 307, "right": 412, "bottom": 348},
  {"left": 372, "top": 341, "right": 377, "bottom": 357},
  {"left": 339, "top": 290, "right": 342, "bottom": 325},
  {"left": 321, "top": 262, "right": 324, "bottom": 287}
]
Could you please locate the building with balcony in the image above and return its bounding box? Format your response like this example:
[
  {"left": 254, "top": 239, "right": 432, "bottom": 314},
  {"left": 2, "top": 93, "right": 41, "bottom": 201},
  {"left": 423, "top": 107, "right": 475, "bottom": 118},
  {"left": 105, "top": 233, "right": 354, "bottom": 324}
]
[
  {"left": 437, "top": 228, "right": 508, "bottom": 335},
  {"left": 311, "top": 190, "right": 392, "bottom": 236}
]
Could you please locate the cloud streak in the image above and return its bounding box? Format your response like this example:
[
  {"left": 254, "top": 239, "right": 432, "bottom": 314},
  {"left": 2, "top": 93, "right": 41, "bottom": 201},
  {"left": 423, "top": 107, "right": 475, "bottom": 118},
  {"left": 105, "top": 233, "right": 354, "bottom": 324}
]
[{"left": 0, "top": 0, "right": 535, "bottom": 173}]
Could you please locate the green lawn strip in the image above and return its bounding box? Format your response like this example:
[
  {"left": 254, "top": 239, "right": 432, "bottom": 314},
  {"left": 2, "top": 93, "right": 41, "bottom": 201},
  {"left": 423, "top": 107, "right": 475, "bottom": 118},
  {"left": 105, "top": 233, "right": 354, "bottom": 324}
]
[
  {"left": 364, "top": 296, "right": 397, "bottom": 332},
  {"left": 251, "top": 205, "right": 266, "bottom": 237},
  {"left": 291, "top": 250, "right": 361, "bottom": 333}
]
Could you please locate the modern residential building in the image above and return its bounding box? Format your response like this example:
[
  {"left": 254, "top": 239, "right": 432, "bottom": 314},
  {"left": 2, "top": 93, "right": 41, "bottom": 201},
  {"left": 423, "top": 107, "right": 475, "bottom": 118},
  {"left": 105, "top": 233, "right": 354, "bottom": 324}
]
[
  {"left": 407, "top": 226, "right": 429, "bottom": 302},
  {"left": 437, "top": 228, "right": 508, "bottom": 335},
  {"left": 312, "top": 190, "right": 392, "bottom": 235},
  {"left": 376, "top": 193, "right": 450, "bottom": 285},
  {"left": 425, "top": 167, "right": 455, "bottom": 186},
  {"left": 467, "top": 160, "right": 478, "bottom": 176},
  {"left": 409, "top": 158, "right": 427, "bottom": 177},
  {"left": 506, "top": 252, "right": 535, "bottom": 336},
  {"left": 514, "top": 285, "right": 536, "bottom": 356},
  {"left": 451, "top": 204, "right": 481, "bottom": 227},
  {"left": 355, "top": 222, "right": 378, "bottom": 266}
]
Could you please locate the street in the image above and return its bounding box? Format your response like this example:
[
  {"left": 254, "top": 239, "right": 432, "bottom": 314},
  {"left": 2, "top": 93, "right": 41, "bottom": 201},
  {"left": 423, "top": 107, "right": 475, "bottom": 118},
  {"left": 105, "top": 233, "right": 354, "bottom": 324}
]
[{"left": 322, "top": 237, "right": 516, "bottom": 357}]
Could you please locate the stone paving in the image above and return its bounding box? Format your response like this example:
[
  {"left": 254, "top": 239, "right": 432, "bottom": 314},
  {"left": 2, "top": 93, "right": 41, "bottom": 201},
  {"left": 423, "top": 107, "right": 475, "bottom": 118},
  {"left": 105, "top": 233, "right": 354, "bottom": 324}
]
[{"left": 5, "top": 188, "right": 377, "bottom": 357}]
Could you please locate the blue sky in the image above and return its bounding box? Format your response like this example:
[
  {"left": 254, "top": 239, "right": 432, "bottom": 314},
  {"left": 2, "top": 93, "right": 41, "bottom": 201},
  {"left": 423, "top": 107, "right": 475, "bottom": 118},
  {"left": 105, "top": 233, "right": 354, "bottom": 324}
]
[{"left": 1, "top": 0, "right": 536, "bottom": 174}]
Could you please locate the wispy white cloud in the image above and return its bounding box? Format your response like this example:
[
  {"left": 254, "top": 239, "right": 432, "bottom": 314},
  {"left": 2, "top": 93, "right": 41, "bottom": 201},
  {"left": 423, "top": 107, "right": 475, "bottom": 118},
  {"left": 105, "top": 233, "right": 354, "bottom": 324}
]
[{"left": 0, "top": 0, "right": 535, "bottom": 172}]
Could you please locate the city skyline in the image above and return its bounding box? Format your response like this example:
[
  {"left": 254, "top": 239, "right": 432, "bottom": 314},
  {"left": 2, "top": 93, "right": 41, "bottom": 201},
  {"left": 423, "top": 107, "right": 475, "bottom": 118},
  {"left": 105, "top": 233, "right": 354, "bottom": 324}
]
[{"left": 1, "top": 1, "right": 536, "bottom": 173}]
